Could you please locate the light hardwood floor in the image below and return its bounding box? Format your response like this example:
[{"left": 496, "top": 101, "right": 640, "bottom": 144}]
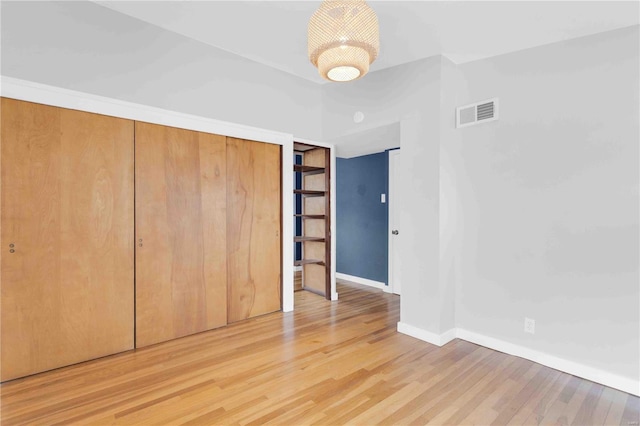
[{"left": 1, "top": 281, "right": 638, "bottom": 425}]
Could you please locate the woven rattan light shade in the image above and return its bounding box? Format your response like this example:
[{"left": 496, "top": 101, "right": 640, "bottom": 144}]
[{"left": 308, "top": 0, "right": 379, "bottom": 82}]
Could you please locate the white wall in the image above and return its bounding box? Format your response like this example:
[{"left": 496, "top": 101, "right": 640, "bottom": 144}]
[
  {"left": 324, "top": 24, "right": 640, "bottom": 390},
  {"left": 0, "top": 1, "right": 322, "bottom": 140},
  {"left": 438, "top": 56, "right": 465, "bottom": 334},
  {"left": 322, "top": 58, "right": 451, "bottom": 334},
  {"left": 445, "top": 25, "right": 639, "bottom": 380}
]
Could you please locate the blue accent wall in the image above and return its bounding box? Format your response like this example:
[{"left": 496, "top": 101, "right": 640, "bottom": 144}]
[{"left": 336, "top": 152, "right": 389, "bottom": 284}]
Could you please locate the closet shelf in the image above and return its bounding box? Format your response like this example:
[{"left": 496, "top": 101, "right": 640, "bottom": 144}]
[
  {"left": 294, "top": 189, "right": 326, "bottom": 197},
  {"left": 294, "top": 214, "right": 326, "bottom": 219},
  {"left": 294, "top": 236, "right": 325, "bottom": 243},
  {"left": 294, "top": 165, "right": 325, "bottom": 176},
  {"left": 294, "top": 259, "right": 326, "bottom": 267}
]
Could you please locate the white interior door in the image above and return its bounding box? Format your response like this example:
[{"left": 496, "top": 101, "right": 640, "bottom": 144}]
[{"left": 388, "top": 149, "right": 401, "bottom": 295}]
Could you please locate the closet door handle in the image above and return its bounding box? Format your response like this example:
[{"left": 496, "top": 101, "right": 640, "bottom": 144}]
[{"left": 392, "top": 230, "right": 399, "bottom": 235}]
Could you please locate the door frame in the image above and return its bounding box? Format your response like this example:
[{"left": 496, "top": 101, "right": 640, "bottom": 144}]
[
  {"left": 388, "top": 149, "right": 401, "bottom": 295},
  {"left": 295, "top": 137, "right": 338, "bottom": 301}
]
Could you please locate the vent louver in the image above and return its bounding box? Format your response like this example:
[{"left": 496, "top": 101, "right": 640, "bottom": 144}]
[{"left": 456, "top": 98, "right": 499, "bottom": 128}]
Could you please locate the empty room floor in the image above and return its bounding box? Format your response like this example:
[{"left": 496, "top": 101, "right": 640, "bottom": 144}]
[{"left": 1, "top": 281, "right": 638, "bottom": 425}]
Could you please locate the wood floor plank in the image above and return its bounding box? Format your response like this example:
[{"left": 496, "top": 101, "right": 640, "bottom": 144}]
[
  {"left": 604, "top": 392, "right": 635, "bottom": 426},
  {"left": 571, "top": 382, "right": 606, "bottom": 426},
  {"left": 1, "top": 280, "right": 638, "bottom": 426},
  {"left": 589, "top": 386, "right": 617, "bottom": 426},
  {"left": 521, "top": 371, "right": 573, "bottom": 425},
  {"left": 507, "top": 369, "right": 563, "bottom": 424},
  {"left": 620, "top": 393, "right": 640, "bottom": 426},
  {"left": 491, "top": 366, "right": 553, "bottom": 425},
  {"left": 539, "top": 380, "right": 593, "bottom": 426},
  {"left": 437, "top": 355, "right": 518, "bottom": 425}
]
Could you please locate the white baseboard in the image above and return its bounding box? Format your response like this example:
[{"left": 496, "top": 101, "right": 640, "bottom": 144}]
[
  {"left": 440, "top": 328, "right": 457, "bottom": 346},
  {"left": 456, "top": 329, "right": 640, "bottom": 397},
  {"left": 396, "top": 323, "right": 640, "bottom": 397},
  {"left": 336, "top": 273, "right": 387, "bottom": 291},
  {"left": 397, "top": 322, "right": 456, "bottom": 346}
]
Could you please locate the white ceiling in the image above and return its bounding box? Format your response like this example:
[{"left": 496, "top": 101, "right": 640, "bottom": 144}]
[{"left": 95, "top": 1, "right": 639, "bottom": 85}]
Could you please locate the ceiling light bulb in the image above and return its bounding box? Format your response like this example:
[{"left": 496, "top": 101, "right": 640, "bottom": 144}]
[
  {"left": 317, "top": 45, "right": 369, "bottom": 82},
  {"left": 328, "top": 66, "right": 361, "bottom": 82}
]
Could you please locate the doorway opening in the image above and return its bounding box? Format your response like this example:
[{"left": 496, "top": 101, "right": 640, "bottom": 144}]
[{"left": 293, "top": 142, "right": 331, "bottom": 300}]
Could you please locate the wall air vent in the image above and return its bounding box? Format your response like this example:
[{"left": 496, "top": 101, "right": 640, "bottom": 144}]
[{"left": 456, "top": 98, "right": 499, "bottom": 128}]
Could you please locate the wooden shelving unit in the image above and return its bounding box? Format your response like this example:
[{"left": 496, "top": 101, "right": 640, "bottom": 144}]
[
  {"left": 293, "top": 165, "right": 325, "bottom": 176},
  {"left": 294, "top": 259, "right": 326, "bottom": 266},
  {"left": 294, "top": 214, "right": 326, "bottom": 219},
  {"left": 294, "top": 189, "right": 326, "bottom": 197},
  {"left": 294, "top": 142, "right": 331, "bottom": 299},
  {"left": 294, "top": 236, "right": 326, "bottom": 242}
]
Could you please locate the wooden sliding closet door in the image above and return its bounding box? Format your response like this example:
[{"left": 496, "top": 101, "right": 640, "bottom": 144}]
[
  {"left": 227, "top": 137, "right": 281, "bottom": 323},
  {"left": 135, "top": 122, "right": 227, "bottom": 348},
  {"left": 1, "top": 98, "right": 134, "bottom": 382}
]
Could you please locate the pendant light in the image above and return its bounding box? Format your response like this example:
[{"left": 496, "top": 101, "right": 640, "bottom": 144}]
[{"left": 308, "top": 0, "right": 379, "bottom": 82}]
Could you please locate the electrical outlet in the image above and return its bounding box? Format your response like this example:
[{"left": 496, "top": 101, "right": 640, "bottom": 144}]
[{"left": 524, "top": 317, "right": 535, "bottom": 334}]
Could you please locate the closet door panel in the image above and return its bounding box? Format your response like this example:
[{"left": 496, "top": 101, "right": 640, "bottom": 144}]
[
  {"left": 135, "top": 122, "right": 226, "bottom": 348},
  {"left": 227, "top": 137, "right": 281, "bottom": 323},
  {"left": 1, "top": 98, "right": 134, "bottom": 381}
]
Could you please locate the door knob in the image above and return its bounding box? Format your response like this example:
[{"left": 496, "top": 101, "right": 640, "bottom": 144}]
[{"left": 392, "top": 230, "right": 399, "bottom": 235}]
